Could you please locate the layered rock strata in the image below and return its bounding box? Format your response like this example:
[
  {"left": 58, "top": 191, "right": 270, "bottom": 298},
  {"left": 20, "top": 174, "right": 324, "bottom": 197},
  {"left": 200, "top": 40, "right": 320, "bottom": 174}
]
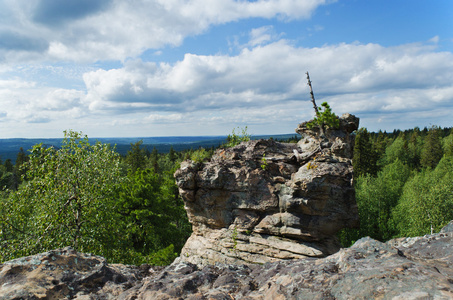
[{"left": 174, "top": 113, "right": 360, "bottom": 266}]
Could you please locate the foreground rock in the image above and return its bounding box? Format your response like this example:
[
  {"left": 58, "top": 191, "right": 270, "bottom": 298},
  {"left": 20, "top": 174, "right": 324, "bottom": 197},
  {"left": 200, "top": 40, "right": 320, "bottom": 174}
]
[
  {"left": 1, "top": 222, "right": 452, "bottom": 299},
  {"left": 0, "top": 247, "right": 155, "bottom": 300},
  {"left": 174, "top": 113, "right": 360, "bottom": 266}
]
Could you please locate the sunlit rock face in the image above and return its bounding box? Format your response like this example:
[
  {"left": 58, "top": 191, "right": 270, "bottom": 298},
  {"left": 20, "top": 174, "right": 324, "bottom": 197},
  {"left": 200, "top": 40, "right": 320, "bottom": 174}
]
[{"left": 174, "top": 114, "right": 360, "bottom": 266}]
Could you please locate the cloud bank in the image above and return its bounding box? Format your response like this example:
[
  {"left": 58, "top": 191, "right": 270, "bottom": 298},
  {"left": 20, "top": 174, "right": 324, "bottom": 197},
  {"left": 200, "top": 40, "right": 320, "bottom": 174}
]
[{"left": 0, "top": 0, "right": 452, "bottom": 138}]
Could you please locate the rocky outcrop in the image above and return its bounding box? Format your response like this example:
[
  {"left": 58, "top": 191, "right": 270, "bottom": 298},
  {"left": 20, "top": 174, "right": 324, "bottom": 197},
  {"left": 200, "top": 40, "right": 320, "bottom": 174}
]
[
  {"left": 1, "top": 222, "right": 452, "bottom": 299},
  {"left": 0, "top": 247, "right": 154, "bottom": 300},
  {"left": 173, "top": 113, "right": 360, "bottom": 266}
]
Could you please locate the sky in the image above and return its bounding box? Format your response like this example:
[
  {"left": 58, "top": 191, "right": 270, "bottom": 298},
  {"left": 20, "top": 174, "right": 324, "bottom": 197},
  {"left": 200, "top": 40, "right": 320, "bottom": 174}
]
[{"left": 0, "top": 0, "right": 452, "bottom": 138}]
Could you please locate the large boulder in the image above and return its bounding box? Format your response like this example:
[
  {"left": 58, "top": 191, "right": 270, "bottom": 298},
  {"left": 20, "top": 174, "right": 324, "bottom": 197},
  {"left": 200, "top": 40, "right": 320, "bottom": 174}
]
[{"left": 173, "top": 113, "right": 360, "bottom": 266}]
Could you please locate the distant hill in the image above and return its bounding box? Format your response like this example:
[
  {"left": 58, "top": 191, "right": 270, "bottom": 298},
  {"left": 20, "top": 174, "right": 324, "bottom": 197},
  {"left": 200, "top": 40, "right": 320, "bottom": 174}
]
[{"left": 0, "top": 134, "right": 298, "bottom": 164}]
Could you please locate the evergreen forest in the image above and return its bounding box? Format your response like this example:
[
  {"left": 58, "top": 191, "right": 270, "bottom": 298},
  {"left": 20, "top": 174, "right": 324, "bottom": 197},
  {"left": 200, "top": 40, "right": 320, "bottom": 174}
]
[{"left": 0, "top": 126, "right": 452, "bottom": 265}]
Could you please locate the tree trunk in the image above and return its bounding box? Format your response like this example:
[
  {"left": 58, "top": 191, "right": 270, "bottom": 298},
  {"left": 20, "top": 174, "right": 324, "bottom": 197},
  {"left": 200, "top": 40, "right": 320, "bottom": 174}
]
[{"left": 306, "top": 72, "right": 318, "bottom": 115}]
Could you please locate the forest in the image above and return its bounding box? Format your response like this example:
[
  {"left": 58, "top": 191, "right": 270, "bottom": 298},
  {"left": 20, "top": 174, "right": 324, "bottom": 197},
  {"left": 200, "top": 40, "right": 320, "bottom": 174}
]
[{"left": 0, "top": 125, "right": 452, "bottom": 265}]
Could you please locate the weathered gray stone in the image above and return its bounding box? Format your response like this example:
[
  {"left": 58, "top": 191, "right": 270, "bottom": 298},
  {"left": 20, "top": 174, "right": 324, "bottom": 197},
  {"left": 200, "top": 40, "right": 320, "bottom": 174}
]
[
  {"left": 1, "top": 225, "right": 452, "bottom": 299},
  {"left": 174, "top": 114, "right": 360, "bottom": 266},
  {"left": 0, "top": 247, "right": 153, "bottom": 300}
]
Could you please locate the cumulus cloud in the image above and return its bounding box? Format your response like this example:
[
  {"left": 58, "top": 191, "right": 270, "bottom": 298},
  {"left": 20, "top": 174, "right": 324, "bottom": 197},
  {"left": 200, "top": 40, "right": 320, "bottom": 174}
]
[
  {"left": 247, "top": 26, "right": 281, "bottom": 47},
  {"left": 79, "top": 38, "right": 453, "bottom": 132},
  {"left": 0, "top": 0, "right": 331, "bottom": 63},
  {"left": 0, "top": 78, "right": 85, "bottom": 127},
  {"left": 0, "top": 0, "right": 451, "bottom": 137}
]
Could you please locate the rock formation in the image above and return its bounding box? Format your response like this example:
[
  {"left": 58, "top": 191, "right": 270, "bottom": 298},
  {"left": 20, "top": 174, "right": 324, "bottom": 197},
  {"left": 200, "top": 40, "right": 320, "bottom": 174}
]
[
  {"left": 173, "top": 113, "right": 360, "bottom": 266},
  {"left": 1, "top": 221, "right": 452, "bottom": 299}
]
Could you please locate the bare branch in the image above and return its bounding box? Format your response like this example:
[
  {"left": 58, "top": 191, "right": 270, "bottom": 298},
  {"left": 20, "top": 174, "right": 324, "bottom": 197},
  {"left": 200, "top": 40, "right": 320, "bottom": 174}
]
[{"left": 306, "top": 71, "right": 318, "bottom": 115}]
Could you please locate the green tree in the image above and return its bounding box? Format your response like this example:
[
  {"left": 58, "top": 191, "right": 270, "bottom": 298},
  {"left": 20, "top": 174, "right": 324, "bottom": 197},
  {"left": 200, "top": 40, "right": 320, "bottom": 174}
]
[
  {"left": 420, "top": 126, "right": 443, "bottom": 169},
  {"left": 115, "top": 168, "right": 191, "bottom": 265},
  {"left": 380, "top": 137, "right": 410, "bottom": 166},
  {"left": 168, "top": 145, "right": 177, "bottom": 162},
  {"left": 340, "top": 159, "right": 411, "bottom": 245},
  {"left": 393, "top": 156, "right": 453, "bottom": 236},
  {"left": 12, "top": 147, "right": 29, "bottom": 187},
  {"left": 149, "top": 147, "right": 159, "bottom": 171},
  {"left": 407, "top": 128, "right": 423, "bottom": 169},
  {"left": 442, "top": 130, "right": 453, "bottom": 157},
  {"left": 306, "top": 102, "right": 340, "bottom": 134},
  {"left": 125, "top": 140, "right": 148, "bottom": 173},
  {"left": 190, "top": 147, "right": 212, "bottom": 163},
  {"left": 353, "top": 128, "right": 378, "bottom": 177},
  {"left": 4, "top": 159, "right": 13, "bottom": 173},
  {"left": 224, "top": 126, "right": 251, "bottom": 148},
  {"left": 0, "top": 165, "right": 13, "bottom": 191},
  {"left": 0, "top": 131, "right": 123, "bottom": 261}
]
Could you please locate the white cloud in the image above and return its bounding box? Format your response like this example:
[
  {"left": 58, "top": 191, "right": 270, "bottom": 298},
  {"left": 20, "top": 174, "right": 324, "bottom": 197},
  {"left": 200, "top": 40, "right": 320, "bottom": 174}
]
[
  {"left": 78, "top": 39, "right": 453, "bottom": 133},
  {"left": 1, "top": 7, "right": 452, "bottom": 137},
  {"left": 0, "top": 79, "right": 85, "bottom": 126},
  {"left": 247, "top": 26, "right": 281, "bottom": 47},
  {"left": 429, "top": 36, "right": 440, "bottom": 44},
  {"left": 0, "top": 0, "right": 331, "bottom": 63},
  {"left": 2, "top": 36, "right": 452, "bottom": 135}
]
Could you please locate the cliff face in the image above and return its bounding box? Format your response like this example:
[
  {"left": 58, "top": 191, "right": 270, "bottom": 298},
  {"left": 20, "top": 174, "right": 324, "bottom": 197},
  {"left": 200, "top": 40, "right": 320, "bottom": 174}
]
[
  {"left": 173, "top": 113, "right": 360, "bottom": 266},
  {"left": 1, "top": 222, "right": 452, "bottom": 299}
]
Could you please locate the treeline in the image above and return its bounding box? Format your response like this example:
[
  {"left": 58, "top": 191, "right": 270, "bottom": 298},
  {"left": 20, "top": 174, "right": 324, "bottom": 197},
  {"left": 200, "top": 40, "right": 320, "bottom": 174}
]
[{"left": 340, "top": 125, "right": 453, "bottom": 246}]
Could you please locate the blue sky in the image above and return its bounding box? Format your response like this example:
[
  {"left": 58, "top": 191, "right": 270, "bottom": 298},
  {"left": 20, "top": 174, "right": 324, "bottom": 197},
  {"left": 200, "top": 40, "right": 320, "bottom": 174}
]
[{"left": 0, "top": 0, "right": 452, "bottom": 138}]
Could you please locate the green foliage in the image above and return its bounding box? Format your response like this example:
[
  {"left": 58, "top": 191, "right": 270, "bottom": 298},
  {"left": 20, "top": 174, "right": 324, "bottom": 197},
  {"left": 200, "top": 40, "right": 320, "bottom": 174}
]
[
  {"left": 353, "top": 128, "right": 378, "bottom": 177},
  {"left": 359, "top": 160, "right": 411, "bottom": 240},
  {"left": 231, "top": 226, "right": 238, "bottom": 250},
  {"left": 191, "top": 148, "right": 211, "bottom": 163},
  {"left": 168, "top": 146, "right": 177, "bottom": 162},
  {"left": 380, "top": 137, "right": 410, "bottom": 166},
  {"left": 393, "top": 156, "right": 453, "bottom": 237},
  {"left": 420, "top": 126, "right": 443, "bottom": 169},
  {"left": 224, "top": 126, "right": 251, "bottom": 148},
  {"left": 443, "top": 131, "right": 453, "bottom": 157},
  {"left": 306, "top": 102, "right": 340, "bottom": 132},
  {"left": 260, "top": 154, "right": 268, "bottom": 170},
  {"left": 0, "top": 130, "right": 191, "bottom": 265},
  {"left": 341, "top": 125, "right": 453, "bottom": 246},
  {"left": 125, "top": 140, "right": 148, "bottom": 173},
  {"left": 0, "top": 164, "right": 13, "bottom": 191},
  {"left": 0, "top": 130, "right": 123, "bottom": 261},
  {"left": 149, "top": 147, "right": 159, "bottom": 171},
  {"left": 114, "top": 168, "right": 191, "bottom": 265}
]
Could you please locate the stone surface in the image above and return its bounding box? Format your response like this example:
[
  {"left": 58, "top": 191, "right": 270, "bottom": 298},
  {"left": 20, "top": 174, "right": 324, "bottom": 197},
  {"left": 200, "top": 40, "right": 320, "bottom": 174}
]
[
  {"left": 1, "top": 223, "right": 452, "bottom": 299},
  {"left": 0, "top": 247, "right": 155, "bottom": 300},
  {"left": 173, "top": 114, "right": 360, "bottom": 266}
]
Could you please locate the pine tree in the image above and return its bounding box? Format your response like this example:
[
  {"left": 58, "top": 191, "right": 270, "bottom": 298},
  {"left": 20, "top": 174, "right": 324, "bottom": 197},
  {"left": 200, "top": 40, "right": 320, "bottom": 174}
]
[
  {"left": 443, "top": 129, "right": 453, "bottom": 157},
  {"left": 408, "top": 128, "right": 422, "bottom": 169},
  {"left": 353, "top": 128, "right": 378, "bottom": 177},
  {"left": 126, "top": 140, "right": 148, "bottom": 172},
  {"left": 149, "top": 147, "right": 159, "bottom": 172},
  {"left": 168, "top": 146, "right": 177, "bottom": 162},
  {"left": 4, "top": 159, "right": 13, "bottom": 172},
  {"left": 420, "top": 126, "right": 443, "bottom": 169}
]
